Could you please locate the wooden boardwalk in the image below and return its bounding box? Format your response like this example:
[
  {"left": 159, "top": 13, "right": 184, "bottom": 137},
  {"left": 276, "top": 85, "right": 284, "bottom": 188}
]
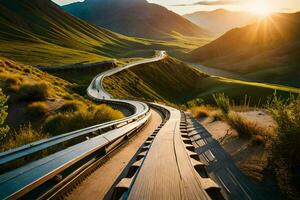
[{"left": 126, "top": 105, "right": 215, "bottom": 199}]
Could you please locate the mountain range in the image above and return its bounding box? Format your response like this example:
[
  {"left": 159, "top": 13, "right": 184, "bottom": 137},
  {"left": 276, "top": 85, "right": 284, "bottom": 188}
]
[
  {"left": 63, "top": 0, "right": 210, "bottom": 39},
  {"left": 187, "top": 13, "right": 300, "bottom": 87},
  {"left": 0, "top": 0, "right": 150, "bottom": 66},
  {"left": 184, "top": 9, "right": 254, "bottom": 36}
]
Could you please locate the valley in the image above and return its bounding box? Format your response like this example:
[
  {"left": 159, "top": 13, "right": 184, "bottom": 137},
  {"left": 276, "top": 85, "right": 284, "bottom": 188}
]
[{"left": 0, "top": 0, "right": 299, "bottom": 199}]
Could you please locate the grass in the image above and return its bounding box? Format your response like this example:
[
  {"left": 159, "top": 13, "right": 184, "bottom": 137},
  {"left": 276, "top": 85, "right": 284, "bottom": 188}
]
[
  {"left": 44, "top": 104, "right": 124, "bottom": 135},
  {"left": 0, "top": 0, "right": 213, "bottom": 67},
  {"left": 0, "top": 124, "right": 47, "bottom": 152},
  {"left": 26, "top": 102, "right": 49, "bottom": 119},
  {"left": 103, "top": 56, "right": 300, "bottom": 107},
  {"left": 189, "top": 106, "right": 212, "bottom": 119},
  {"left": 0, "top": 0, "right": 156, "bottom": 67},
  {"left": 213, "top": 93, "right": 230, "bottom": 115},
  {"left": 0, "top": 58, "right": 79, "bottom": 101},
  {"left": 14, "top": 82, "right": 49, "bottom": 102},
  {"left": 267, "top": 94, "right": 300, "bottom": 199},
  {"left": 0, "top": 89, "right": 9, "bottom": 143},
  {"left": 103, "top": 57, "right": 209, "bottom": 105},
  {"left": 0, "top": 57, "right": 125, "bottom": 151},
  {"left": 225, "top": 112, "right": 270, "bottom": 140},
  {"left": 57, "top": 100, "right": 86, "bottom": 113},
  {"left": 212, "top": 93, "right": 272, "bottom": 140},
  {"left": 50, "top": 64, "right": 115, "bottom": 96},
  {"left": 187, "top": 13, "right": 300, "bottom": 88},
  {"left": 194, "top": 76, "right": 300, "bottom": 106},
  {"left": 210, "top": 93, "right": 300, "bottom": 197}
]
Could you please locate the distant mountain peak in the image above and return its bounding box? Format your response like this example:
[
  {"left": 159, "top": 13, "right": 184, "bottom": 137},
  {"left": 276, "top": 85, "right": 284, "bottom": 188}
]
[
  {"left": 63, "top": 0, "right": 209, "bottom": 39},
  {"left": 184, "top": 9, "right": 254, "bottom": 36}
]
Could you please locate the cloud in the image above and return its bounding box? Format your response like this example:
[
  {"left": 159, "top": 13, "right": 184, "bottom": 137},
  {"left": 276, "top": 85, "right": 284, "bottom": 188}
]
[{"left": 171, "top": 0, "right": 240, "bottom": 7}]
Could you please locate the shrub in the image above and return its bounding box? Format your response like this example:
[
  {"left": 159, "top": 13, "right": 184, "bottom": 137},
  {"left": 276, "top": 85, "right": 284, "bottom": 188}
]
[
  {"left": 57, "top": 100, "right": 86, "bottom": 113},
  {"left": 267, "top": 94, "right": 300, "bottom": 196},
  {"left": 26, "top": 102, "right": 49, "bottom": 119},
  {"left": 91, "top": 105, "right": 124, "bottom": 124},
  {"left": 1, "top": 124, "right": 47, "bottom": 152},
  {"left": 0, "top": 74, "right": 22, "bottom": 93},
  {"left": 211, "top": 111, "right": 224, "bottom": 122},
  {"left": 267, "top": 94, "right": 300, "bottom": 166},
  {"left": 190, "top": 106, "right": 210, "bottom": 118},
  {"left": 0, "top": 89, "right": 9, "bottom": 143},
  {"left": 15, "top": 82, "right": 49, "bottom": 102},
  {"left": 213, "top": 93, "right": 231, "bottom": 115},
  {"left": 187, "top": 98, "right": 205, "bottom": 108},
  {"left": 252, "top": 135, "right": 265, "bottom": 146},
  {"left": 226, "top": 112, "right": 268, "bottom": 139},
  {"left": 44, "top": 104, "right": 124, "bottom": 135}
]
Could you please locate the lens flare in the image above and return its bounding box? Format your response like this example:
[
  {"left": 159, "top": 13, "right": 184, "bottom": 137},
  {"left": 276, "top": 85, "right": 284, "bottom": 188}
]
[{"left": 250, "top": 2, "right": 274, "bottom": 17}]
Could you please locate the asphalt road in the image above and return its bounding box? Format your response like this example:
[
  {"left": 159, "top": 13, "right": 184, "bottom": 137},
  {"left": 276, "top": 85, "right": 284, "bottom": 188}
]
[{"left": 87, "top": 51, "right": 166, "bottom": 100}]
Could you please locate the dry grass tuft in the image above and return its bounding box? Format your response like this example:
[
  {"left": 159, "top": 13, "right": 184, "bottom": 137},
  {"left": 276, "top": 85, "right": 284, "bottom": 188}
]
[
  {"left": 57, "top": 100, "right": 86, "bottom": 113},
  {"left": 267, "top": 94, "right": 300, "bottom": 198},
  {"left": 15, "top": 82, "right": 49, "bottom": 102},
  {"left": 26, "top": 102, "right": 49, "bottom": 119},
  {"left": 43, "top": 104, "right": 124, "bottom": 135},
  {"left": 1, "top": 125, "right": 47, "bottom": 152},
  {"left": 190, "top": 105, "right": 211, "bottom": 118},
  {"left": 226, "top": 112, "right": 270, "bottom": 139}
]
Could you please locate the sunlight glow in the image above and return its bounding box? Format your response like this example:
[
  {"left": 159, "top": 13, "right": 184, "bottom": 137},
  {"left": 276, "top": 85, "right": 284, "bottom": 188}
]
[{"left": 250, "top": 2, "right": 274, "bottom": 17}]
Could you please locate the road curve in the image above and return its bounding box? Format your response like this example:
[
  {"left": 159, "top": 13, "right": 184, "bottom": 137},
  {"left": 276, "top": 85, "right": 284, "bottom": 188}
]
[
  {"left": 85, "top": 50, "right": 223, "bottom": 200},
  {"left": 0, "top": 50, "right": 226, "bottom": 200},
  {"left": 87, "top": 50, "right": 166, "bottom": 100},
  {"left": 0, "top": 52, "right": 166, "bottom": 200}
]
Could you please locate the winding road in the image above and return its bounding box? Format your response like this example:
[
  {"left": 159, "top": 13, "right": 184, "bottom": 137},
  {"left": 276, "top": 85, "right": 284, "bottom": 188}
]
[{"left": 0, "top": 50, "right": 261, "bottom": 200}]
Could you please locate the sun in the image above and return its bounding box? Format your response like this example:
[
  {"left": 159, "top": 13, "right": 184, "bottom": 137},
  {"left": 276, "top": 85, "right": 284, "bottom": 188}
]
[{"left": 250, "top": 2, "right": 273, "bottom": 17}]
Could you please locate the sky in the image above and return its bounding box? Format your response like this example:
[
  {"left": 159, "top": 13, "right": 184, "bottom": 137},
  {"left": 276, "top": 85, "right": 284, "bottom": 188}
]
[{"left": 52, "top": 0, "right": 300, "bottom": 15}]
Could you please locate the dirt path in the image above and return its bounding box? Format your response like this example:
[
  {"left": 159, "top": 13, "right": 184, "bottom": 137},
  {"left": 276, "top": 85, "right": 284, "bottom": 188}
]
[{"left": 66, "top": 108, "right": 163, "bottom": 200}]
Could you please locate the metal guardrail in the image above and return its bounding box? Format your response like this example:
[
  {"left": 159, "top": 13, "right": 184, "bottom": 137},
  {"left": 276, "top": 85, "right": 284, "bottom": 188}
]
[
  {"left": 0, "top": 111, "right": 151, "bottom": 200},
  {"left": 0, "top": 51, "right": 166, "bottom": 199}
]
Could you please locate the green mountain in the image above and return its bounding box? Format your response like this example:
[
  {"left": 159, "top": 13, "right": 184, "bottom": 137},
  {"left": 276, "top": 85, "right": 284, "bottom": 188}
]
[
  {"left": 187, "top": 13, "right": 300, "bottom": 87},
  {"left": 103, "top": 57, "right": 299, "bottom": 106},
  {"left": 63, "top": 0, "right": 210, "bottom": 40},
  {"left": 0, "top": 0, "right": 149, "bottom": 66},
  {"left": 184, "top": 9, "right": 254, "bottom": 36}
]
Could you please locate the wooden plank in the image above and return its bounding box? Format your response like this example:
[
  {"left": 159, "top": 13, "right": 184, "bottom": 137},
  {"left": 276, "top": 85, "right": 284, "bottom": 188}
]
[{"left": 127, "top": 106, "right": 210, "bottom": 200}]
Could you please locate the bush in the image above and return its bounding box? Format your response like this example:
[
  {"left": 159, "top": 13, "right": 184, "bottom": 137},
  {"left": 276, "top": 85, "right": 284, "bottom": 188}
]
[
  {"left": 0, "top": 74, "right": 22, "bottom": 93},
  {"left": 213, "top": 93, "right": 231, "bottom": 115},
  {"left": 1, "top": 124, "right": 46, "bottom": 152},
  {"left": 211, "top": 111, "right": 224, "bottom": 122},
  {"left": 226, "top": 112, "right": 268, "bottom": 139},
  {"left": 26, "top": 102, "right": 49, "bottom": 119},
  {"left": 43, "top": 104, "right": 124, "bottom": 135},
  {"left": 57, "top": 100, "right": 86, "bottom": 113},
  {"left": 190, "top": 106, "right": 210, "bottom": 118},
  {"left": 14, "top": 82, "right": 49, "bottom": 102},
  {"left": 187, "top": 98, "right": 205, "bottom": 108},
  {"left": 267, "top": 94, "right": 300, "bottom": 166},
  {"left": 252, "top": 135, "right": 265, "bottom": 146},
  {"left": 267, "top": 94, "right": 300, "bottom": 198},
  {"left": 0, "top": 89, "right": 9, "bottom": 143}
]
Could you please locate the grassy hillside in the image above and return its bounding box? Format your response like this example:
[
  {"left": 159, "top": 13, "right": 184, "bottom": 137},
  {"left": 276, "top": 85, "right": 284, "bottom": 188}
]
[
  {"left": 0, "top": 57, "right": 123, "bottom": 150},
  {"left": 103, "top": 57, "right": 300, "bottom": 106},
  {"left": 103, "top": 57, "right": 209, "bottom": 104},
  {"left": 63, "top": 0, "right": 210, "bottom": 40},
  {"left": 187, "top": 13, "right": 300, "bottom": 87},
  {"left": 0, "top": 0, "right": 153, "bottom": 67}
]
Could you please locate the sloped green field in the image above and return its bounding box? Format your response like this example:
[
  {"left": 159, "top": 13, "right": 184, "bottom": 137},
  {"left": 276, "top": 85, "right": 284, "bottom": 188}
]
[
  {"left": 0, "top": 0, "right": 151, "bottom": 66},
  {"left": 103, "top": 57, "right": 300, "bottom": 106}
]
